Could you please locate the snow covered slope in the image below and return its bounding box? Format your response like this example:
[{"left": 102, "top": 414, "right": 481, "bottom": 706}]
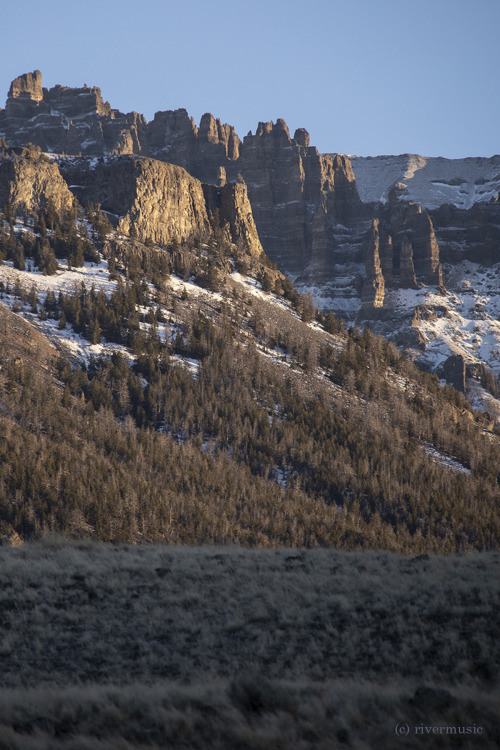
[
  {"left": 347, "top": 154, "right": 500, "bottom": 209},
  {"left": 389, "top": 262, "right": 500, "bottom": 377}
]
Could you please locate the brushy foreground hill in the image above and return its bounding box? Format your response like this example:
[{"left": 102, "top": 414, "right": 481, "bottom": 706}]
[{"left": 0, "top": 540, "right": 498, "bottom": 749}]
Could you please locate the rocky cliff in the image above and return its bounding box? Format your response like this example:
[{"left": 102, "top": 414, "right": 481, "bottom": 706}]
[
  {"left": 203, "top": 180, "right": 263, "bottom": 258},
  {"left": 58, "top": 155, "right": 263, "bottom": 257},
  {"left": 60, "top": 156, "right": 211, "bottom": 246},
  {"left": 148, "top": 109, "right": 240, "bottom": 184},
  {"left": 0, "top": 71, "right": 148, "bottom": 157},
  {"left": 0, "top": 144, "right": 75, "bottom": 218},
  {"left": 0, "top": 72, "right": 447, "bottom": 318},
  {"left": 3, "top": 71, "right": 500, "bottom": 394}
]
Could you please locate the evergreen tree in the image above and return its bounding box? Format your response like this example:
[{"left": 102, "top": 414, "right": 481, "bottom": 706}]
[
  {"left": 91, "top": 318, "right": 101, "bottom": 345},
  {"left": 29, "top": 285, "right": 38, "bottom": 313},
  {"left": 300, "top": 292, "right": 315, "bottom": 323},
  {"left": 13, "top": 244, "right": 25, "bottom": 271}
]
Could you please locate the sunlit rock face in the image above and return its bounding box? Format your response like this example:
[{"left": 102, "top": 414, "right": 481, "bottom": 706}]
[
  {"left": 2, "top": 72, "right": 500, "bottom": 355},
  {"left": 58, "top": 155, "right": 262, "bottom": 257},
  {"left": 59, "top": 156, "right": 211, "bottom": 247},
  {"left": 0, "top": 145, "right": 75, "bottom": 218}
]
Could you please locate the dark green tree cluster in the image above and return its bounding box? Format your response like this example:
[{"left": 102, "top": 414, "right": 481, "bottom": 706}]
[
  {"left": 85, "top": 202, "right": 112, "bottom": 243},
  {"left": 44, "top": 276, "right": 150, "bottom": 348},
  {"left": 0, "top": 201, "right": 99, "bottom": 273}
]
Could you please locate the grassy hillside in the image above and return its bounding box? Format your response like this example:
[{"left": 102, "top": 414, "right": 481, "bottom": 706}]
[{"left": 0, "top": 541, "right": 498, "bottom": 748}]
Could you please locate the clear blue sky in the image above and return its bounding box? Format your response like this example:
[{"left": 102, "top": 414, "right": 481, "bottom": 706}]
[{"left": 1, "top": 0, "right": 498, "bottom": 158}]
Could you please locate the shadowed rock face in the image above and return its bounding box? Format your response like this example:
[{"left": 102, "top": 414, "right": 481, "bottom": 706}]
[
  {"left": 359, "top": 197, "right": 443, "bottom": 314},
  {"left": 148, "top": 109, "right": 240, "bottom": 184},
  {"left": 226, "top": 122, "right": 366, "bottom": 276},
  {"left": 430, "top": 201, "right": 500, "bottom": 266}
]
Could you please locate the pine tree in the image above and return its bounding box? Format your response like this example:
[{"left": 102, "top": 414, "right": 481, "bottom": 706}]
[
  {"left": 29, "top": 285, "right": 38, "bottom": 313},
  {"left": 13, "top": 244, "right": 25, "bottom": 271},
  {"left": 325, "top": 310, "right": 337, "bottom": 334},
  {"left": 301, "top": 292, "right": 315, "bottom": 323},
  {"left": 44, "top": 199, "right": 59, "bottom": 231},
  {"left": 91, "top": 318, "right": 101, "bottom": 345}
]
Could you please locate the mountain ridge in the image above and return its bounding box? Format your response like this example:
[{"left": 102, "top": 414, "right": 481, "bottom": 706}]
[{"left": 1, "top": 70, "right": 500, "bottom": 419}]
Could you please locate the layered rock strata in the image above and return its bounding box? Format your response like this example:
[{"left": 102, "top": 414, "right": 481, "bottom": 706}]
[{"left": 430, "top": 202, "right": 500, "bottom": 266}]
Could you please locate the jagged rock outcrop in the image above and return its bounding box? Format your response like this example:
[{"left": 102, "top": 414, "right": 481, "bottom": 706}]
[
  {"left": 59, "top": 155, "right": 263, "bottom": 256},
  {"left": 350, "top": 153, "right": 500, "bottom": 268},
  {"left": 0, "top": 145, "right": 75, "bottom": 217},
  {"left": 359, "top": 194, "right": 443, "bottom": 319},
  {"left": 0, "top": 70, "right": 148, "bottom": 157},
  {"left": 162, "top": 118, "right": 372, "bottom": 320},
  {"left": 7, "top": 71, "right": 43, "bottom": 114},
  {"left": 60, "top": 156, "right": 211, "bottom": 246},
  {"left": 385, "top": 191, "right": 442, "bottom": 288},
  {"left": 145, "top": 109, "right": 240, "bottom": 184},
  {"left": 228, "top": 122, "right": 367, "bottom": 277},
  {"left": 203, "top": 181, "right": 263, "bottom": 257},
  {"left": 361, "top": 219, "right": 386, "bottom": 310},
  {"left": 146, "top": 111, "right": 442, "bottom": 315}
]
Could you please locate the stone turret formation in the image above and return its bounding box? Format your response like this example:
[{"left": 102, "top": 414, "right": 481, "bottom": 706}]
[
  {"left": 0, "top": 71, "right": 147, "bottom": 157},
  {"left": 1, "top": 70, "right": 498, "bottom": 324}
]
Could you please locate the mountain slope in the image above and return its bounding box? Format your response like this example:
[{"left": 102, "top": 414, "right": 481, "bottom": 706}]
[
  {"left": 2, "top": 71, "right": 500, "bottom": 424},
  {"left": 1, "top": 160, "right": 499, "bottom": 552}
]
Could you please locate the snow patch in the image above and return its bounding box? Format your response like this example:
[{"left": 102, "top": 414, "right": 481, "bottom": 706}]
[
  {"left": 348, "top": 154, "right": 500, "bottom": 209},
  {"left": 422, "top": 444, "right": 471, "bottom": 475}
]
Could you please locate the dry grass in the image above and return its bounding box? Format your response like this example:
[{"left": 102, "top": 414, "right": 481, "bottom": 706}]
[
  {"left": 0, "top": 540, "right": 498, "bottom": 748},
  {"left": 0, "top": 679, "right": 498, "bottom": 750}
]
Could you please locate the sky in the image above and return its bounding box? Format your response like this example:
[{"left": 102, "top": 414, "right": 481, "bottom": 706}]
[{"left": 1, "top": 0, "right": 499, "bottom": 158}]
